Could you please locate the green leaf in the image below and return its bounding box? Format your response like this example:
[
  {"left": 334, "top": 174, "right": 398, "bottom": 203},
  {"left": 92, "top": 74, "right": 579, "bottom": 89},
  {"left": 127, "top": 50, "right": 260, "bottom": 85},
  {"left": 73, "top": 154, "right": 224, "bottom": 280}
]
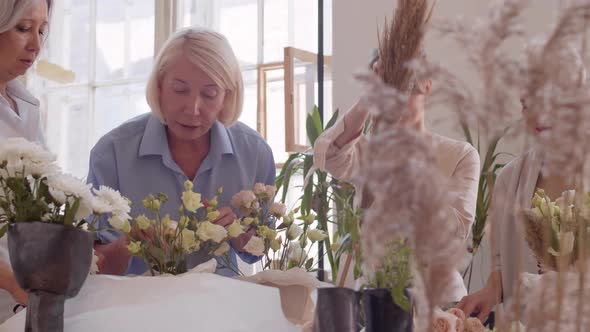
[
  {"left": 460, "top": 121, "right": 474, "bottom": 146},
  {"left": 305, "top": 257, "right": 314, "bottom": 270},
  {"left": 0, "top": 223, "right": 8, "bottom": 238},
  {"left": 324, "top": 109, "right": 340, "bottom": 131},
  {"left": 392, "top": 287, "right": 411, "bottom": 312},
  {"left": 276, "top": 153, "right": 304, "bottom": 203},
  {"left": 301, "top": 156, "right": 314, "bottom": 215},
  {"left": 306, "top": 106, "right": 323, "bottom": 147}
]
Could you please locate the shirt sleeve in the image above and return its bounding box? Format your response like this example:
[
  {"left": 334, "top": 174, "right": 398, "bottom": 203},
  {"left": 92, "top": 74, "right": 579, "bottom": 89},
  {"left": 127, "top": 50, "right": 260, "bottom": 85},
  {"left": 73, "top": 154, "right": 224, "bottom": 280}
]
[
  {"left": 446, "top": 146, "right": 480, "bottom": 242},
  {"left": 313, "top": 107, "right": 367, "bottom": 189}
]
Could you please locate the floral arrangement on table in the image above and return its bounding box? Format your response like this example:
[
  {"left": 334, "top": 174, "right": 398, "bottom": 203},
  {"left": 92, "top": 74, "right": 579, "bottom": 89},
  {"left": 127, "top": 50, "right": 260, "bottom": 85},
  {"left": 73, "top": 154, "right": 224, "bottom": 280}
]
[
  {"left": 120, "top": 182, "right": 231, "bottom": 275},
  {"left": 523, "top": 188, "right": 590, "bottom": 271},
  {"left": 229, "top": 182, "right": 327, "bottom": 273},
  {"left": 0, "top": 137, "right": 130, "bottom": 234}
]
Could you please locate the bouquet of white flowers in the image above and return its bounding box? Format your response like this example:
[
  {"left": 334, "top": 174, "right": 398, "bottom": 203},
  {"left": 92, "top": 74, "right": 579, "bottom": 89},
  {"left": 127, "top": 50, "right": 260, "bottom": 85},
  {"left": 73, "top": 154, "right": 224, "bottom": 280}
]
[
  {"left": 230, "top": 183, "right": 327, "bottom": 272},
  {"left": 0, "top": 138, "right": 130, "bottom": 233},
  {"left": 524, "top": 188, "right": 590, "bottom": 270}
]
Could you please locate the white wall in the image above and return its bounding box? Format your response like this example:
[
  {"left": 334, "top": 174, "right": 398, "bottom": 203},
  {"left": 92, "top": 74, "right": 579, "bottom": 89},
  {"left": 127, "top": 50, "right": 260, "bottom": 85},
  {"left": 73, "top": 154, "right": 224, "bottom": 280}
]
[{"left": 332, "top": 0, "right": 565, "bottom": 293}]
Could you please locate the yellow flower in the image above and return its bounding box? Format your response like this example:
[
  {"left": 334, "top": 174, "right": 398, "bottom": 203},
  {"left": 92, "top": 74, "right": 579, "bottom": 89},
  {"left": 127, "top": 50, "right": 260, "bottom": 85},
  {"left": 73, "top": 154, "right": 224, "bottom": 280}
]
[
  {"left": 183, "top": 180, "right": 193, "bottom": 191},
  {"left": 214, "top": 242, "right": 230, "bottom": 256},
  {"left": 182, "top": 190, "right": 203, "bottom": 213},
  {"left": 209, "top": 196, "right": 218, "bottom": 209},
  {"left": 243, "top": 217, "right": 256, "bottom": 226},
  {"left": 179, "top": 216, "right": 189, "bottom": 229},
  {"left": 135, "top": 214, "right": 151, "bottom": 230},
  {"left": 207, "top": 211, "right": 220, "bottom": 221},
  {"left": 228, "top": 220, "right": 245, "bottom": 238},
  {"left": 307, "top": 229, "right": 328, "bottom": 242},
  {"left": 270, "top": 237, "right": 281, "bottom": 252},
  {"left": 196, "top": 221, "right": 228, "bottom": 243},
  {"left": 127, "top": 241, "right": 141, "bottom": 254},
  {"left": 243, "top": 236, "right": 265, "bottom": 256},
  {"left": 161, "top": 214, "right": 170, "bottom": 229},
  {"left": 257, "top": 226, "right": 277, "bottom": 240},
  {"left": 180, "top": 229, "right": 197, "bottom": 252}
]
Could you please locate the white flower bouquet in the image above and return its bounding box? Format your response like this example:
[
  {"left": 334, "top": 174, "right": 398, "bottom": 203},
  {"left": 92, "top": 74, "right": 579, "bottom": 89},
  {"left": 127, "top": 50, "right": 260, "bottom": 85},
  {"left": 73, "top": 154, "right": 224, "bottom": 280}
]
[
  {"left": 0, "top": 138, "right": 130, "bottom": 234},
  {"left": 229, "top": 183, "right": 327, "bottom": 272},
  {"left": 524, "top": 188, "right": 590, "bottom": 270}
]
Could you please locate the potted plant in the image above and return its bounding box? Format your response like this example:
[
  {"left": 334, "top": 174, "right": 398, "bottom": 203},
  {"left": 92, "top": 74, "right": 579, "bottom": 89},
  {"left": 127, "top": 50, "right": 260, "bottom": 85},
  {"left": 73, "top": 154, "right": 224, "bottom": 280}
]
[{"left": 0, "top": 138, "right": 129, "bottom": 332}]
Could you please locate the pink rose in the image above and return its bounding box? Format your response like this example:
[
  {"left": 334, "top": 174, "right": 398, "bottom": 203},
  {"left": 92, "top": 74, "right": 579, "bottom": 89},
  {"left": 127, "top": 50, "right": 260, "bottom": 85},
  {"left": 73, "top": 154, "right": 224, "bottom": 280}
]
[
  {"left": 464, "top": 317, "right": 484, "bottom": 332},
  {"left": 230, "top": 190, "right": 257, "bottom": 215},
  {"left": 447, "top": 308, "right": 467, "bottom": 322},
  {"left": 433, "top": 309, "right": 456, "bottom": 332}
]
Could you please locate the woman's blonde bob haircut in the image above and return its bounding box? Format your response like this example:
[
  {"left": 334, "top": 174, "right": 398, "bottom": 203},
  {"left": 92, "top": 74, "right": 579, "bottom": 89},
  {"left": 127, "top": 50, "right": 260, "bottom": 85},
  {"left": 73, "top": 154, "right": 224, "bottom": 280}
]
[
  {"left": 146, "top": 27, "right": 243, "bottom": 127},
  {"left": 0, "top": 0, "right": 52, "bottom": 33}
]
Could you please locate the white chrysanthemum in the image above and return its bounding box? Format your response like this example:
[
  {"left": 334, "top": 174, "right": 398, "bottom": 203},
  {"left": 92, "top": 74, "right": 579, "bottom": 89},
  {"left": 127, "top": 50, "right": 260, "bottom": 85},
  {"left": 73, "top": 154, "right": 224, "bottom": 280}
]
[
  {"left": 286, "top": 223, "right": 303, "bottom": 240},
  {"left": 46, "top": 173, "right": 93, "bottom": 221},
  {"left": 287, "top": 241, "right": 306, "bottom": 265},
  {"left": 92, "top": 185, "right": 130, "bottom": 215},
  {"left": 196, "top": 221, "right": 228, "bottom": 243},
  {"left": 0, "top": 138, "right": 56, "bottom": 165},
  {"left": 214, "top": 242, "right": 231, "bottom": 256},
  {"left": 243, "top": 236, "right": 265, "bottom": 256},
  {"left": 269, "top": 202, "right": 287, "bottom": 218}
]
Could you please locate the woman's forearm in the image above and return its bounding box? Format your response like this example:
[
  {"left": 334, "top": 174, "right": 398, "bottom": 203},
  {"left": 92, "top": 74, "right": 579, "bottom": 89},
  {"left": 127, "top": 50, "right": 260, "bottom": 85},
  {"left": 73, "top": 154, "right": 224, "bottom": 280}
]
[{"left": 333, "top": 100, "right": 369, "bottom": 149}]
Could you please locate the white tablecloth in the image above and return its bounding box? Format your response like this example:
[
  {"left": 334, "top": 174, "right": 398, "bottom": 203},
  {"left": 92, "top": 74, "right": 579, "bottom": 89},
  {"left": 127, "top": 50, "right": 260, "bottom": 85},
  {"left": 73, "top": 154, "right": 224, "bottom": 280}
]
[{"left": 0, "top": 270, "right": 299, "bottom": 332}]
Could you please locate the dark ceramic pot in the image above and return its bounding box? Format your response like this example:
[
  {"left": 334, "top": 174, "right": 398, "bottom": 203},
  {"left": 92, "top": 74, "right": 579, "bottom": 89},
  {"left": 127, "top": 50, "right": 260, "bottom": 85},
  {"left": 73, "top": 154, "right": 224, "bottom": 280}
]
[
  {"left": 8, "top": 222, "right": 93, "bottom": 332},
  {"left": 361, "top": 288, "right": 413, "bottom": 332},
  {"left": 313, "top": 287, "right": 362, "bottom": 332}
]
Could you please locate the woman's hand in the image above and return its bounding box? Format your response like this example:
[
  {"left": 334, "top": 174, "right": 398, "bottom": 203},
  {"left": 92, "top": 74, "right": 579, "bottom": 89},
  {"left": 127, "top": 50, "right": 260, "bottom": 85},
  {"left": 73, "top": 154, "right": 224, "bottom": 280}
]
[
  {"left": 0, "top": 260, "right": 27, "bottom": 304},
  {"left": 94, "top": 236, "right": 131, "bottom": 275},
  {"left": 211, "top": 206, "right": 236, "bottom": 228},
  {"left": 456, "top": 282, "right": 499, "bottom": 322}
]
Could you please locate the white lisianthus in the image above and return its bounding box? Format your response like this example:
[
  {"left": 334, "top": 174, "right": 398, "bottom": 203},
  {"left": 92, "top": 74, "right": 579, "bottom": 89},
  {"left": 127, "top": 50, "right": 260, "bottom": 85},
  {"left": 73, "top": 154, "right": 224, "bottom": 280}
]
[
  {"left": 135, "top": 214, "right": 151, "bottom": 230},
  {"left": 196, "top": 221, "right": 228, "bottom": 243},
  {"left": 227, "top": 220, "right": 244, "bottom": 238},
  {"left": 46, "top": 173, "right": 94, "bottom": 221},
  {"left": 109, "top": 215, "right": 131, "bottom": 233},
  {"left": 183, "top": 180, "right": 193, "bottom": 191},
  {"left": 288, "top": 241, "right": 306, "bottom": 265},
  {"left": 92, "top": 185, "right": 130, "bottom": 215},
  {"left": 214, "top": 242, "right": 231, "bottom": 256},
  {"left": 181, "top": 190, "right": 203, "bottom": 213},
  {"left": 164, "top": 219, "right": 179, "bottom": 237},
  {"left": 331, "top": 235, "right": 345, "bottom": 252},
  {"left": 127, "top": 241, "right": 142, "bottom": 255},
  {"left": 304, "top": 214, "right": 315, "bottom": 225},
  {"left": 207, "top": 211, "right": 220, "bottom": 221},
  {"left": 307, "top": 229, "right": 328, "bottom": 242},
  {"left": 243, "top": 236, "right": 265, "bottom": 256},
  {"left": 180, "top": 229, "right": 197, "bottom": 252},
  {"left": 269, "top": 202, "right": 287, "bottom": 218},
  {"left": 286, "top": 223, "right": 303, "bottom": 240}
]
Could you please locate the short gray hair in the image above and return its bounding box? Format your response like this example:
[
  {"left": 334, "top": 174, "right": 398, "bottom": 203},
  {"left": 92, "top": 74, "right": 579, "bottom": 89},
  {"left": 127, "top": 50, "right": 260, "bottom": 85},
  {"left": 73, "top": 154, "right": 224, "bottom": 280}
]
[
  {"left": 146, "top": 27, "right": 243, "bottom": 127},
  {"left": 0, "top": 0, "right": 52, "bottom": 34}
]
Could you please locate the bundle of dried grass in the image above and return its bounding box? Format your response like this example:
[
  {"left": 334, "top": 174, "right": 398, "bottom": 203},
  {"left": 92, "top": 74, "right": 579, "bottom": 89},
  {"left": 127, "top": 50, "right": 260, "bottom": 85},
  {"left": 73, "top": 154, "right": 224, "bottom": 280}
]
[{"left": 373, "top": 0, "right": 435, "bottom": 135}]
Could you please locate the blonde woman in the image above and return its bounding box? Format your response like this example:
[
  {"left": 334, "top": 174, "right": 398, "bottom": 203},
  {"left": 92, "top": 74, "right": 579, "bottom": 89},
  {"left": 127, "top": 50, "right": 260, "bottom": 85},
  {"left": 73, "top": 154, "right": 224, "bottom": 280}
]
[
  {"left": 88, "top": 28, "right": 275, "bottom": 276},
  {"left": 0, "top": 0, "right": 52, "bottom": 321},
  {"left": 314, "top": 65, "right": 480, "bottom": 302}
]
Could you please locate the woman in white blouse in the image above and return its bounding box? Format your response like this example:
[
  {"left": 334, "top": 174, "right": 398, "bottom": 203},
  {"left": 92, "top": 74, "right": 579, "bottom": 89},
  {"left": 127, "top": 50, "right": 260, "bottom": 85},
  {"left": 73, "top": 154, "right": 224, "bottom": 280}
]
[
  {"left": 313, "top": 58, "right": 480, "bottom": 302},
  {"left": 0, "top": 0, "right": 52, "bottom": 321}
]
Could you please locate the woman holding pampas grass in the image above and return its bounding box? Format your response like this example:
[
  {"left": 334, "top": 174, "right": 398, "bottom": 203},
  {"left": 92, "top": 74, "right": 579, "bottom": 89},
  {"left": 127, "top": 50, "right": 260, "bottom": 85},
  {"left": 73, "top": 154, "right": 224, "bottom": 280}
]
[
  {"left": 457, "top": 42, "right": 588, "bottom": 323},
  {"left": 313, "top": 59, "right": 480, "bottom": 302}
]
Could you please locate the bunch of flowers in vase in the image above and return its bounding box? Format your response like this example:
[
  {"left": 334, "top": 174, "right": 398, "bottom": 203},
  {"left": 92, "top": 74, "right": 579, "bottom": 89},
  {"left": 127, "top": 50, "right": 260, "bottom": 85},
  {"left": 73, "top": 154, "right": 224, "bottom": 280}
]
[
  {"left": 524, "top": 188, "right": 590, "bottom": 271},
  {"left": 0, "top": 137, "right": 130, "bottom": 331}
]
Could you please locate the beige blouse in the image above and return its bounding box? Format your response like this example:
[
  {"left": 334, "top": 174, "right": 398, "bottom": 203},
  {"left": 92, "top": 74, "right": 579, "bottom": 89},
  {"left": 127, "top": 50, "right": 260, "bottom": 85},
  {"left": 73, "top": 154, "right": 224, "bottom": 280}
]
[
  {"left": 313, "top": 106, "right": 480, "bottom": 301},
  {"left": 490, "top": 148, "right": 542, "bottom": 304}
]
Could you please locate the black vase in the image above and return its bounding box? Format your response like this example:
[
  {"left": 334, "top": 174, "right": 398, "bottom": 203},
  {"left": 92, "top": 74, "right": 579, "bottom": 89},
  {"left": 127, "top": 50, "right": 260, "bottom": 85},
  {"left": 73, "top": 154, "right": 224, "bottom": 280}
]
[
  {"left": 8, "top": 222, "right": 94, "bottom": 332},
  {"left": 313, "top": 287, "right": 362, "bottom": 332},
  {"left": 361, "top": 288, "right": 413, "bottom": 332}
]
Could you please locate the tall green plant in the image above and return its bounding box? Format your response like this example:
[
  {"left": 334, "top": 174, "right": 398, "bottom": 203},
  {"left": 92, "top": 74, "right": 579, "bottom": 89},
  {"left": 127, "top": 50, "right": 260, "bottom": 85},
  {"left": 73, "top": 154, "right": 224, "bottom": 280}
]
[
  {"left": 276, "top": 106, "right": 344, "bottom": 282},
  {"left": 461, "top": 122, "right": 507, "bottom": 291}
]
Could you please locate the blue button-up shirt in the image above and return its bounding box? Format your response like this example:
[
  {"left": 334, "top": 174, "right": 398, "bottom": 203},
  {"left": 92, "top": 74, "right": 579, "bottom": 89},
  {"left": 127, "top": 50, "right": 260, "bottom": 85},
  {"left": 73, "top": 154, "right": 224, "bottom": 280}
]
[{"left": 87, "top": 113, "right": 275, "bottom": 276}]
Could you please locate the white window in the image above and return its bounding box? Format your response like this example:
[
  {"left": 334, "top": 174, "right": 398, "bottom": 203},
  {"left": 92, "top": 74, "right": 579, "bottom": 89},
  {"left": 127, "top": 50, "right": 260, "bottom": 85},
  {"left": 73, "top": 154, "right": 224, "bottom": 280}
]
[{"left": 29, "top": 0, "right": 332, "bottom": 179}]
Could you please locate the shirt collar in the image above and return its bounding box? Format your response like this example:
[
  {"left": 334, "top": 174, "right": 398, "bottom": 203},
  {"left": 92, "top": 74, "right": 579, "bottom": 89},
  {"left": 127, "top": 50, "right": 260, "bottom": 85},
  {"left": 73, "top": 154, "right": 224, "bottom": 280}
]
[
  {"left": 6, "top": 80, "right": 40, "bottom": 107},
  {"left": 138, "top": 115, "right": 234, "bottom": 158}
]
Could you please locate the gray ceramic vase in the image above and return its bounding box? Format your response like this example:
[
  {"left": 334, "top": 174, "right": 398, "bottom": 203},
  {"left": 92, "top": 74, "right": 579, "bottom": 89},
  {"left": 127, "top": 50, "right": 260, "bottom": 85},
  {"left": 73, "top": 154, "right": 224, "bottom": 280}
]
[
  {"left": 313, "top": 287, "right": 362, "bottom": 332},
  {"left": 8, "top": 222, "right": 93, "bottom": 332}
]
